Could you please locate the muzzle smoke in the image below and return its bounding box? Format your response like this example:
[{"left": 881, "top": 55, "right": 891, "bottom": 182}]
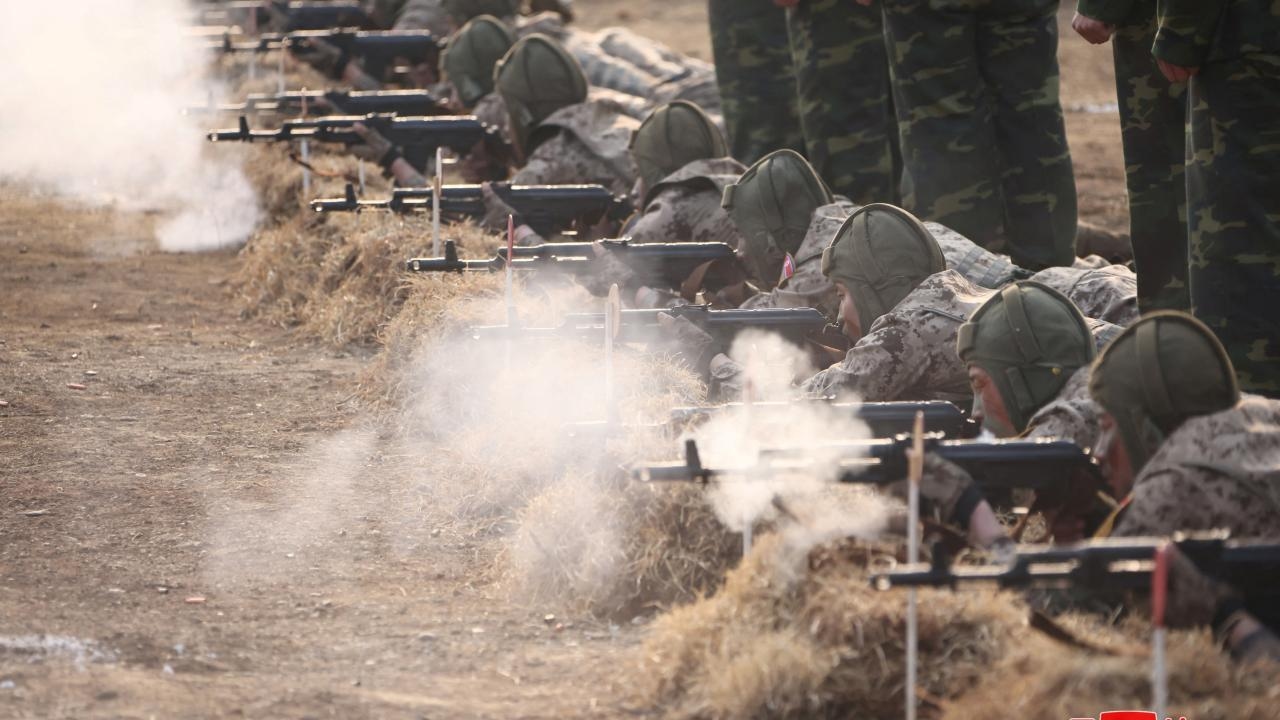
[{"left": 0, "top": 1, "right": 259, "bottom": 252}]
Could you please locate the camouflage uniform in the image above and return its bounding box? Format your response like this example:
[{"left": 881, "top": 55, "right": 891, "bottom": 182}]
[
  {"left": 626, "top": 157, "right": 746, "bottom": 246},
  {"left": 1027, "top": 265, "right": 1139, "bottom": 328},
  {"left": 515, "top": 14, "right": 723, "bottom": 123},
  {"left": 708, "top": 0, "right": 805, "bottom": 164},
  {"left": 880, "top": 0, "right": 1077, "bottom": 270},
  {"left": 393, "top": 0, "right": 453, "bottom": 34},
  {"left": 1112, "top": 397, "right": 1280, "bottom": 538},
  {"left": 1077, "top": 0, "right": 1190, "bottom": 312},
  {"left": 1154, "top": 1, "right": 1280, "bottom": 396},
  {"left": 512, "top": 98, "right": 640, "bottom": 195},
  {"left": 786, "top": 0, "right": 900, "bottom": 203},
  {"left": 792, "top": 269, "right": 989, "bottom": 402},
  {"left": 740, "top": 200, "right": 857, "bottom": 318}
]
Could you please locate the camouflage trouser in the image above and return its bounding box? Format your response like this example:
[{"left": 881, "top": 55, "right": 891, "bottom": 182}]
[
  {"left": 708, "top": 0, "right": 804, "bottom": 164},
  {"left": 1113, "top": 9, "right": 1191, "bottom": 312},
  {"left": 786, "top": 0, "right": 900, "bottom": 204},
  {"left": 1187, "top": 53, "right": 1280, "bottom": 396},
  {"left": 881, "top": 0, "right": 1076, "bottom": 270}
]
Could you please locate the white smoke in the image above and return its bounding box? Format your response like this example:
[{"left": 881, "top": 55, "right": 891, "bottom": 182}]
[{"left": 0, "top": 1, "right": 259, "bottom": 252}]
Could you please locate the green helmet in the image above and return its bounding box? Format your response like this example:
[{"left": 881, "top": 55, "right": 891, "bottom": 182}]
[
  {"left": 442, "top": 0, "right": 520, "bottom": 22},
  {"left": 720, "top": 149, "right": 831, "bottom": 288},
  {"left": 1089, "top": 311, "right": 1239, "bottom": 473},
  {"left": 494, "top": 34, "right": 588, "bottom": 155},
  {"left": 441, "top": 15, "right": 515, "bottom": 108},
  {"left": 629, "top": 101, "right": 728, "bottom": 192},
  {"left": 821, "top": 203, "right": 945, "bottom": 335},
  {"left": 957, "top": 281, "right": 1095, "bottom": 433}
]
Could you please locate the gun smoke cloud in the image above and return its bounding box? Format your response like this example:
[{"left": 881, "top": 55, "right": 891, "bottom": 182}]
[{"left": 0, "top": 1, "right": 259, "bottom": 252}]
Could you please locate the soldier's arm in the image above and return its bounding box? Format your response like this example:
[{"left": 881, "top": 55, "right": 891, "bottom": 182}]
[
  {"left": 799, "top": 317, "right": 926, "bottom": 402},
  {"left": 1109, "top": 469, "right": 1207, "bottom": 537},
  {"left": 1152, "top": 0, "right": 1225, "bottom": 69}
]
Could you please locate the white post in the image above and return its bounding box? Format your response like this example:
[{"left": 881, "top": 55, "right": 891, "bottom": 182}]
[
  {"left": 1152, "top": 543, "right": 1171, "bottom": 720},
  {"left": 905, "top": 412, "right": 924, "bottom": 720},
  {"left": 432, "top": 146, "right": 443, "bottom": 256},
  {"left": 505, "top": 214, "right": 516, "bottom": 327},
  {"left": 276, "top": 47, "right": 285, "bottom": 95},
  {"left": 300, "top": 140, "right": 311, "bottom": 197}
]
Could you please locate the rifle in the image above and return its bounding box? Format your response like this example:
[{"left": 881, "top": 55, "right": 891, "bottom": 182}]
[
  {"left": 209, "top": 29, "right": 441, "bottom": 79},
  {"left": 199, "top": 1, "right": 373, "bottom": 32},
  {"left": 870, "top": 532, "right": 1280, "bottom": 630},
  {"left": 634, "top": 434, "right": 1108, "bottom": 519},
  {"left": 313, "top": 182, "right": 633, "bottom": 237},
  {"left": 406, "top": 239, "right": 736, "bottom": 292},
  {"left": 470, "top": 306, "right": 830, "bottom": 348},
  {"left": 207, "top": 114, "right": 506, "bottom": 172},
  {"left": 667, "top": 400, "right": 978, "bottom": 440},
  {"left": 187, "top": 89, "right": 450, "bottom": 117}
]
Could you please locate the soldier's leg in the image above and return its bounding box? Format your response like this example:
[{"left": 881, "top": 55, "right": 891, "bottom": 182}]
[
  {"left": 707, "top": 0, "right": 803, "bottom": 164},
  {"left": 975, "top": 1, "right": 1077, "bottom": 269},
  {"left": 1187, "top": 53, "right": 1280, "bottom": 396},
  {"left": 786, "top": 0, "right": 899, "bottom": 204},
  {"left": 881, "top": 0, "right": 1005, "bottom": 251},
  {"left": 1113, "top": 13, "right": 1190, "bottom": 311}
]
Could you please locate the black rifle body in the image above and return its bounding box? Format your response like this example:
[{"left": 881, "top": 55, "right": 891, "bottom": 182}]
[
  {"left": 196, "top": 89, "right": 448, "bottom": 117},
  {"left": 313, "top": 183, "right": 632, "bottom": 236},
  {"left": 873, "top": 534, "right": 1280, "bottom": 631},
  {"left": 406, "top": 239, "right": 735, "bottom": 291},
  {"left": 668, "top": 400, "right": 977, "bottom": 439},
  {"left": 469, "top": 305, "right": 829, "bottom": 348},
  {"left": 208, "top": 114, "right": 495, "bottom": 171}
]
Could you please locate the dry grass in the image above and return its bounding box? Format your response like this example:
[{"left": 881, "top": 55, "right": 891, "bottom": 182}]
[
  {"left": 634, "top": 533, "right": 1025, "bottom": 719},
  {"left": 944, "top": 633, "right": 1280, "bottom": 720}
]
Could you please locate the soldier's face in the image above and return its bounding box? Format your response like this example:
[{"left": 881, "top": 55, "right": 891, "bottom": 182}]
[
  {"left": 1093, "top": 412, "right": 1135, "bottom": 496},
  {"left": 835, "top": 283, "right": 862, "bottom": 342},
  {"left": 967, "top": 366, "right": 1017, "bottom": 437}
]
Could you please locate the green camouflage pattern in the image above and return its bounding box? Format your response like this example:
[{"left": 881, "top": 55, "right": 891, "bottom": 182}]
[
  {"left": 708, "top": 0, "right": 804, "bottom": 164},
  {"left": 1186, "top": 52, "right": 1280, "bottom": 396},
  {"left": 786, "top": 0, "right": 900, "bottom": 204},
  {"left": 881, "top": 0, "right": 1076, "bottom": 270},
  {"left": 1110, "top": 3, "right": 1191, "bottom": 312}
]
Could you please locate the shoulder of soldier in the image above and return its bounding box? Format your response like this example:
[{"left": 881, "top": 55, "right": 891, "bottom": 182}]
[
  {"left": 1025, "top": 367, "right": 1102, "bottom": 446},
  {"left": 892, "top": 270, "right": 992, "bottom": 319}
]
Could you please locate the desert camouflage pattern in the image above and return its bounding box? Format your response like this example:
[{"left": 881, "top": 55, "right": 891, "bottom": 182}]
[
  {"left": 512, "top": 99, "right": 640, "bottom": 195},
  {"left": 1113, "top": 396, "right": 1280, "bottom": 538},
  {"left": 794, "top": 269, "right": 991, "bottom": 402},
  {"left": 1029, "top": 265, "right": 1140, "bottom": 328},
  {"left": 393, "top": 0, "right": 453, "bottom": 35},
  {"left": 471, "top": 92, "right": 511, "bottom": 142},
  {"left": 740, "top": 200, "right": 858, "bottom": 318},
  {"left": 514, "top": 14, "right": 723, "bottom": 123},
  {"left": 881, "top": 0, "right": 1076, "bottom": 270},
  {"left": 1078, "top": 0, "right": 1189, "bottom": 312},
  {"left": 929, "top": 221, "right": 1023, "bottom": 289},
  {"left": 627, "top": 158, "right": 746, "bottom": 247},
  {"left": 1022, "top": 322, "right": 1122, "bottom": 447},
  {"left": 786, "top": 0, "right": 900, "bottom": 203},
  {"left": 708, "top": 0, "right": 804, "bottom": 164}
]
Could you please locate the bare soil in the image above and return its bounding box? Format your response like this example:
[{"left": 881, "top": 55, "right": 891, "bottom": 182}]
[{"left": 0, "top": 5, "right": 1128, "bottom": 718}]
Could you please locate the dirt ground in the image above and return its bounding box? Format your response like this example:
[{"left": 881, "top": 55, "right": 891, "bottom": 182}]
[{"left": 0, "top": 5, "right": 1128, "bottom": 718}]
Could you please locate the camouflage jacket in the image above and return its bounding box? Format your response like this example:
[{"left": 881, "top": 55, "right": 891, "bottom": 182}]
[
  {"left": 513, "top": 98, "right": 640, "bottom": 195},
  {"left": 1113, "top": 396, "right": 1280, "bottom": 538},
  {"left": 937, "top": 225, "right": 1140, "bottom": 326},
  {"left": 1030, "top": 265, "right": 1140, "bottom": 328},
  {"left": 740, "top": 200, "right": 857, "bottom": 318},
  {"left": 627, "top": 157, "right": 745, "bottom": 246},
  {"left": 471, "top": 87, "right": 646, "bottom": 148},
  {"left": 787, "top": 270, "right": 990, "bottom": 402},
  {"left": 393, "top": 0, "right": 452, "bottom": 35},
  {"left": 1153, "top": 0, "right": 1280, "bottom": 67}
]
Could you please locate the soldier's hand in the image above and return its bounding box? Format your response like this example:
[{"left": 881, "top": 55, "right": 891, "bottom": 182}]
[
  {"left": 351, "top": 123, "right": 398, "bottom": 167},
  {"left": 290, "top": 38, "right": 347, "bottom": 78},
  {"left": 1157, "top": 59, "right": 1199, "bottom": 84},
  {"left": 655, "top": 313, "right": 717, "bottom": 375},
  {"left": 887, "top": 454, "right": 977, "bottom": 527},
  {"left": 1165, "top": 547, "right": 1237, "bottom": 630},
  {"left": 479, "top": 182, "right": 522, "bottom": 233},
  {"left": 1071, "top": 13, "right": 1114, "bottom": 44}
]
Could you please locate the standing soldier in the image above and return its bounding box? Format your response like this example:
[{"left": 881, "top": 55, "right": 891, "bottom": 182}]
[
  {"left": 1072, "top": 0, "right": 1190, "bottom": 312},
  {"left": 880, "top": 0, "right": 1077, "bottom": 271},
  {"left": 783, "top": 0, "right": 900, "bottom": 204},
  {"left": 707, "top": 0, "right": 805, "bottom": 164},
  {"left": 1151, "top": 1, "right": 1280, "bottom": 395}
]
